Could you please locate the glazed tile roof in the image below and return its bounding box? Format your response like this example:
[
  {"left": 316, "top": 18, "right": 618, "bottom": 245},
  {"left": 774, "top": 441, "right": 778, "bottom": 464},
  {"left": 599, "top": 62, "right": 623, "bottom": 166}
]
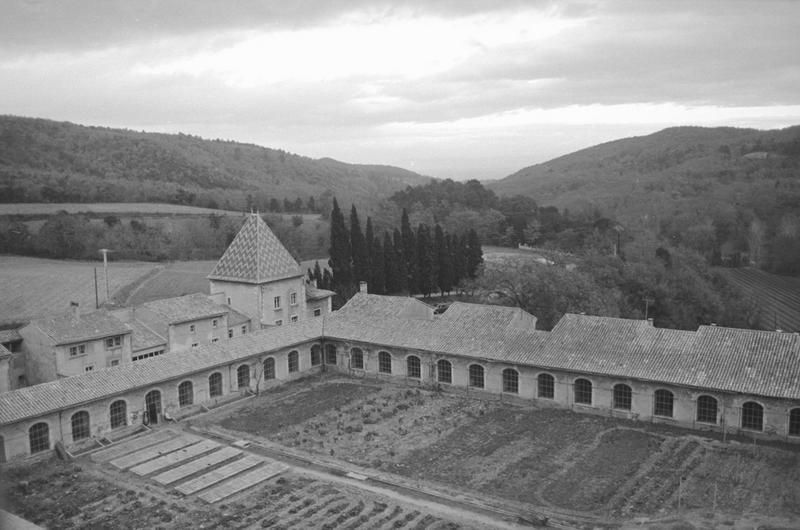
[
  {"left": 208, "top": 214, "right": 302, "bottom": 284},
  {"left": 0, "top": 319, "right": 324, "bottom": 425},
  {"left": 138, "top": 293, "right": 228, "bottom": 325},
  {"left": 27, "top": 311, "right": 131, "bottom": 346}
]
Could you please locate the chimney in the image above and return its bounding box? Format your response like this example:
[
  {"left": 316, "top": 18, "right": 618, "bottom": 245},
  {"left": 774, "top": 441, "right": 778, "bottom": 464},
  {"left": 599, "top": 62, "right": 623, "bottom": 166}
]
[
  {"left": 359, "top": 281, "right": 368, "bottom": 294},
  {"left": 647, "top": 318, "right": 654, "bottom": 327},
  {"left": 70, "top": 301, "right": 80, "bottom": 321},
  {"left": 312, "top": 279, "right": 318, "bottom": 288}
]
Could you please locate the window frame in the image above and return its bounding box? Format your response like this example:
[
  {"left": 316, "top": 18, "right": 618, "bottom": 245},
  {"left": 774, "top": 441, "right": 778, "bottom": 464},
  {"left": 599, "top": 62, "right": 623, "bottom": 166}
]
[
  {"left": 273, "top": 296, "right": 281, "bottom": 310},
  {"left": 69, "top": 343, "right": 87, "bottom": 357},
  {"left": 537, "top": 373, "right": 555, "bottom": 399},
  {"left": 104, "top": 335, "right": 122, "bottom": 349},
  {"left": 502, "top": 368, "right": 519, "bottom": 394},
  {"left": 209, "top": 372, "right": 223, "bottom": 397},
  {"left": 574, "top": 378, "right": 593, "bottom": 405},
  {"left": 237, "top": 364, "right": 251, "bottom": 389},
  {"left": 290, "top": 292, "right": 297, "bottom": 306},
  {"left": 350, "top": 348, "right": 364, "bottom": 370},
  {"left": 264, "top": 357, "right": 276, "bottom": 379},
  {"left": 696, "top": 395, "right": 718, "bottom": 424},
  {"left": 288, "top": 351, "right": 299, "bottom": 373},
  {"left": 378, "top": 351, "right": 392, "bottom": 374},
  {"left": 653, "top": 389, "right": 674, "bottom": 418},
  {"left": 741, "top": 401, "right": 764, "bottom": 431},
  {"left": 468, "top": 364, "right": 485, "bottom": 389},
  {"left": 325, "top": 344, "right": 337, "bottom": 365},
  {"left": 311, "top": 345, "right": 322, "bottom": 366},
  {"left": 613, "top": 383, "right": 632, "bottom": 411},
  {"left": 313, "top": 308, "right": 322, "bottom": 317},
  {"left": 178, "top": 381, "right": 194, "bottom": 407},
  {"left": 437, "top": 359, "right": 452, "bottom": 384},
  {"left": 406, "top": 355, "right": 421, "bottom": 379},
  {"left": 109, "top": 399, "right": 127, "bottom": 429},
  {"left": 71, "top": 411, "right": 90, "bottom": 441},
  {"left": 29, "top": 422, "right": 50, "bottom": 454}
]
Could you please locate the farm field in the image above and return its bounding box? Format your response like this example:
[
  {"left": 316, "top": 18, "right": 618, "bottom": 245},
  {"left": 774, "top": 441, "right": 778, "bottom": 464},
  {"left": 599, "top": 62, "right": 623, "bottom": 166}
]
[
  {"left": 723, "top": 267, "right": 800, "bottom": 332},
  {"left": 0, "top": 255, "right": 156, "bottom": 325},
  {"left": 195, "top": 376, "right": 800, "bottom": 528},
  {"left": 2, "top": 452, "right": 483, "bottom": 530}
]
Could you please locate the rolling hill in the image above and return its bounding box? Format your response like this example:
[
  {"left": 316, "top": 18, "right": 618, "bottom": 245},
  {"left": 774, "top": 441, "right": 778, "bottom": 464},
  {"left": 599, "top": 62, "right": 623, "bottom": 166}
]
[{"left": 0, "top": 115, "right": 432, "bottom": 211}]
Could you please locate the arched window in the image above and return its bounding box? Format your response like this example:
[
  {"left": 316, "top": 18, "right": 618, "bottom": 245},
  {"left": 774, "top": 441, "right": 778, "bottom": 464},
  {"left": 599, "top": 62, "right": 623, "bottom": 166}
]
[
  {"left": 741, "top": 401, "right": 764, "bottom": 431},
  {"left": 407, "top": 356, "right": 421, "bottom": 378},
  {"left": 237, "top": 364, "right": 250, "bottom": 389},
  {"left": 378, "top": 351, "right": 392, "bottom": 374},
  {"left": 790, "top": 408, "right": 800, "bottom": 437},
  {"left": 145, "top": 390, "right": 161, "bottom": 425},
  {"left": 29, "top": 422, "right": 49, "bottom": 454},
  {"left": 71, "top": 411, "right": 90, "bottom": 441},
  {"left": 351, "top": 348, "right": 364, "bottom": 370},
  {"left": 696, "top": 395, "right": 718, "bottom": 424},
  {"left": 437, "top": 359, "right": 452, "bottom": 384},
  {"left": 574, "top": 379, "right": 592, "bottom": 405},
  {"left": 311, "top": 345, "right": 322, "bottom": 366},
  {"left": 325, "top": 344, "right": 337, "bottom": 365},
  {"left": 110, "top": 400, "right": 127, "bottom": 429},
  {"left": 654, "top": 389, "right": 674, "bottom": 417},
  {"left": 613, "top": 384, "right": 632, "bottom": 410},
  {"left": 469, "top": 364, "right": 484, "bottom": 389},
  {"left": 209, "top": 372, "right": 223, "bottom": 397},
  {"left": 262, "top": 358, "right": 275, "bottom": 379},
  {"left": 178, "top": 381, "right": 194, "bottom": 407},
  {"left": 537, "top": 373, "right": 555, "bottom": 399},
  {"left": 502, "top": 368, "right": 519, "bottom": 393},
  {"left": 288, "top": 351, "right": 298, "bottom": 373}
]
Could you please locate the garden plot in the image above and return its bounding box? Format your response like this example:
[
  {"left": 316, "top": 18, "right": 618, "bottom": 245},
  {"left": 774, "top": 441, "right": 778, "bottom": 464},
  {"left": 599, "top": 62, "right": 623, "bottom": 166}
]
[
  {"left": 2, "top": 457, "right": 486, "bottom": 529},
  {"left": 203, "top": 378, "right": 800, "bottom": 524}
]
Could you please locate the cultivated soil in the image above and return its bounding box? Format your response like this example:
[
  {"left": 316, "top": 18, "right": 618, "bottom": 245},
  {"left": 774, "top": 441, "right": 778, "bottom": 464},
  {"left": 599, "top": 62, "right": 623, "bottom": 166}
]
[{"left": 195, "top": 375, "right": 800, "bottom": 528}]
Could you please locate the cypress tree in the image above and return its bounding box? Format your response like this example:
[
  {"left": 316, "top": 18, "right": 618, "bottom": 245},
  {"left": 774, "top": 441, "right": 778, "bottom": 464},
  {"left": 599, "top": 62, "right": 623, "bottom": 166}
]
[
  {"left": 371, "top": 233, "right": 386, "bottom": 294},
  {"left": 383, "top": 230, "right": 399, "bottom": 294},
  {"left": 350, "top": 205, "right": 368, "bottom": 283},
  {"left": 416, "top": 223, "right": 434, "bottom": 297},
  {"left": 465, "top": 228, "right": 483, "bottom": 278},
  {"left": 400, "top": 209, "right": 416, "bottom": 293},
  {"left": 435, "top": 224, "right": 453, "bottom": 295},
  {"left": 394, "top": 228, "right": 408, "bottom": 293},
  {"left": 328, "top": 198, "right": 352, "bottom": 294}
]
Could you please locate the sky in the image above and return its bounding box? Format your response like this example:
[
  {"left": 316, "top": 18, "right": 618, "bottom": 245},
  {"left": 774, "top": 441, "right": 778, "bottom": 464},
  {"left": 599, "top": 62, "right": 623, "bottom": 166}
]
[{"left": 2, "top": 0, "right": 800, "bottom": 181}]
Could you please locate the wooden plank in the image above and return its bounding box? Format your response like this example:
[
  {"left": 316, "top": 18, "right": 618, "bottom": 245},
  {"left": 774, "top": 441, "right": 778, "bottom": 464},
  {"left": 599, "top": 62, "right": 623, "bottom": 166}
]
[
  {"left": 198, "top": 461, "right": 288, "bottom": 503},
  {"left": 91, "top": 430, "right": 175, "bottom": 462},
  {"left": 129, "top": 439, "right": 220, "bottom": 476},
  {"left": 110, "top": 435, "right": 200, "bottom": 470},
  {"left": 153, "top": 446, "right": 242, "bottom": 485},
  {"left": 174, "top": 455, "right": 262, "bottom": 495}
]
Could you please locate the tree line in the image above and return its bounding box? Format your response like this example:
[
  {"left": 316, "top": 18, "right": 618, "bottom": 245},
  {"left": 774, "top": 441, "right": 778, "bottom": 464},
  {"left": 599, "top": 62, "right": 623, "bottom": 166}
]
[{"left": 311, "top": 199, "right": 483, "bottom": 301}]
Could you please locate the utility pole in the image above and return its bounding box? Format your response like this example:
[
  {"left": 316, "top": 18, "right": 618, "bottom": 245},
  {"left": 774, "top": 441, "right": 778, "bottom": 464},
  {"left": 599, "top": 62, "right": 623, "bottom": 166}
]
[{"left": 99, "top": 248, "right": 111, "bottom": 303}]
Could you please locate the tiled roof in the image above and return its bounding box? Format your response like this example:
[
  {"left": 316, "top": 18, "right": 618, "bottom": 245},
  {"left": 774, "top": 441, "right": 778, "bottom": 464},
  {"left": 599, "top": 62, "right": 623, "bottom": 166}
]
[
  {"left": 439, "top": 302, "right": 537, "bottom": 331},
  {"left": 0, "top": 329, "right": 22, "bottom": 344},
  {"left": 226, "top": 306, "right": 251, "bottom": 327},
  {"left": 28, "top": 311, "right": 131, "bottom": 346},
  {"left": 306, "top": 284, "right": 336, "bottom": 302},
  {"left": 126, "top": 319, "right": 167, "bottom": 352},
  {"left": 138, "top": 293, "right": 228, "bottom": 324},
  {"left": 0, "top": 319, "right": 324, "bottom": 425},
  {"left": 337, "top": 293, "right": 433, "bottom": 320},
  {"left": 208, "top": 214, "right": 302, "bottom": 284},
  {"left": 0, "top": 344, "right": 11, "bottom": 360}
]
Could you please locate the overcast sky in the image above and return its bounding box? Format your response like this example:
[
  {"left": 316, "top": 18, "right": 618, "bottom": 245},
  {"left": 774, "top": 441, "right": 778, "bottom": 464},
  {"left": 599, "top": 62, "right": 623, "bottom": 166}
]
[{"left": 2, "top": 1, "right": 799, "bottom": 180}]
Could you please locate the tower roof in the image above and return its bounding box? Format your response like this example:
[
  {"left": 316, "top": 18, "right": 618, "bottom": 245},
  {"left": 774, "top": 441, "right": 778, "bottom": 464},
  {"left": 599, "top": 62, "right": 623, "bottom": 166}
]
[{"left": 208, "top": 214, "right": 302, "bottom": 284}]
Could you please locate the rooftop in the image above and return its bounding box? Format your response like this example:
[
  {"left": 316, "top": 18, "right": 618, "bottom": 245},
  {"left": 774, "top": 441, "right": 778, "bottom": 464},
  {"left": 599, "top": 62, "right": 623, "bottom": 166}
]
[
  {"left": 138, "top": 293, "right": 228, "bottom": 325},
  {"left": 27, "top": 311, "right": 131, "bottom": 346},
  {"left": 0, "top": 329, "right": 22, "bottom": 344},
  {"left": 208, "top": 214, "right": 303, "bottom": 284}
]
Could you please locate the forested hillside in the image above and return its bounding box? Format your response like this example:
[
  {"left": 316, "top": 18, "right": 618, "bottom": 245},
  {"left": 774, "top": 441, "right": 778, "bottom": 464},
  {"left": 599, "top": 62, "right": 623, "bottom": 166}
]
[
  {"left": 0, "top": 115, "right": 431, "bottom": 212},
  {"left": 488, "top": 126, "right": 800, "bottom": 274}
]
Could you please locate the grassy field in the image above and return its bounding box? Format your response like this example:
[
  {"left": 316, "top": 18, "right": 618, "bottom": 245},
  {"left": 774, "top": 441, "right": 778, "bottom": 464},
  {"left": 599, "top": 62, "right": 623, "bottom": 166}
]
[
  {"left": 0, "top": 256, "right": 156, "bottom": 325},
  {"left": 195, "top": 376, "right": 800, "bottom": 527},
  {"left": 723, "top": 268, "right": 800, "bottom": 332}
]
